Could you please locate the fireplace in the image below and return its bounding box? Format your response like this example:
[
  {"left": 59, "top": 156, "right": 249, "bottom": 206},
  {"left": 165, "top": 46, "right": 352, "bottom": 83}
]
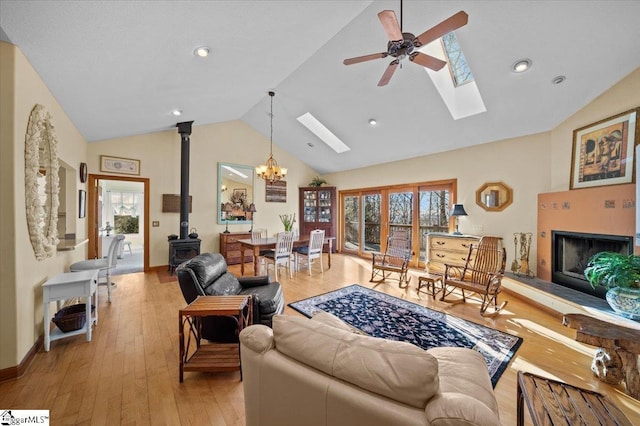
[{"left": 551, "top": 231, "right": 633, "bottom": 298}]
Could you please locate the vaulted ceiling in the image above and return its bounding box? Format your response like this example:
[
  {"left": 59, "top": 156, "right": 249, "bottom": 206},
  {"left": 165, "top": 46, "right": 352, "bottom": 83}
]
[{"left": 2, "top": 1, "right": 640, "bottom": 174}]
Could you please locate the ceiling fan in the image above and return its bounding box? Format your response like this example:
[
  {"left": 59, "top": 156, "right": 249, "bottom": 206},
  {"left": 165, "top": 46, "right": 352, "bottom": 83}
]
[{"left": 343, "top": 1, "right": 468, "bottom": 86}]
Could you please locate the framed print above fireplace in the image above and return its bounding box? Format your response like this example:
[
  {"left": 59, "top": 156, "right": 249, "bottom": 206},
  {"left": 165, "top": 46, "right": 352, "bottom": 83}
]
[{"left": 570, "top": 107, "right": 639, "bottom": 189}]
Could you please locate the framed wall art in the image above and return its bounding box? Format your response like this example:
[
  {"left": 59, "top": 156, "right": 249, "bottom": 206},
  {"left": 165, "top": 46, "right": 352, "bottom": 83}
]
[
  {"left": 100, "top": 155, "right": 141, "bottom": 176},
  {"left": 265, "top": 180, "right": 286, "bottom": 202},
  {"left": 570, "top": 107, "right": 639, "bottom": 189}
]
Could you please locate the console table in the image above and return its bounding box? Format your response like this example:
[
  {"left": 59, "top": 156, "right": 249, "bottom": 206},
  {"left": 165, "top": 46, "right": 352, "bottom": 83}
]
[
  {"left": 42, "top": 269, "right": 99, "bottom": 352},
  {"left": 563, "top": 313, "right": 640, "bottom": 399}
]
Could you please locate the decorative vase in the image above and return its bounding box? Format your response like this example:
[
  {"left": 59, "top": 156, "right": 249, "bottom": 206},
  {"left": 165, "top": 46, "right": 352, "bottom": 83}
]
[{"left": 605, "top": 287, "right": 640, "bottom": 320}]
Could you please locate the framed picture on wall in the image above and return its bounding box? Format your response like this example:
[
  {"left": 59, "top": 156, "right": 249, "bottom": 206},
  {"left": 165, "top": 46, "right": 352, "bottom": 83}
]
[
  {"left": 570, "top": 107, "right": 639, "bottom": 189},
  {"left": 79, "top": 190, "right": 86, "bottom": 218},
  {"left": 265, "top": 180, "right": 286, "bottom": 202},
  {"left": 100, "top": 155, "right": 141, "bottom": 175}
]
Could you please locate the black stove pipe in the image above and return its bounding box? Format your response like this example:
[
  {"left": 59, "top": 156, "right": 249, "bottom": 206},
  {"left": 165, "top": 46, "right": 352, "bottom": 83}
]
[{"left": 176, "top": 121, "right": 194, "bottom": 240}]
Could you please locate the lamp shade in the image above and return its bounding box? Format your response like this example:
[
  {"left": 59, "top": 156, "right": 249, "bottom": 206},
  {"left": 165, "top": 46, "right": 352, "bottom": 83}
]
[
  {"left": 451, "top": 204, "right": 468, "bottom": 217},
  {"left": 248, "top": 203, "right": 257, "bottom": 213}
]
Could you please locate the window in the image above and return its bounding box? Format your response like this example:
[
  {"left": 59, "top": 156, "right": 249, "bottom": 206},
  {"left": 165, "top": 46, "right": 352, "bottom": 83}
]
[
  {"left": 340, "top": 179, "right": 456, "bottom": 267},
  {"left": 108, "top": 191, "right": 142, "bottom": 234}
]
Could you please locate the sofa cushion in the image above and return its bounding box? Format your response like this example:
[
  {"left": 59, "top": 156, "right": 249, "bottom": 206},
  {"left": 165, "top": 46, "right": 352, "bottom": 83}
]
[
  {"left": 272, "top": 315, "right": 439, "bottom": 408},
  {"left": 311, "top": 311, "right": 366, "bottom": 334}
]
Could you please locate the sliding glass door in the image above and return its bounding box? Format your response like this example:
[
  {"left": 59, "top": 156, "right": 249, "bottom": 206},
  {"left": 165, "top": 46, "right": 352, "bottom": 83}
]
[{"left": 340, "top": 180, "right": 455, "bottom": 267}]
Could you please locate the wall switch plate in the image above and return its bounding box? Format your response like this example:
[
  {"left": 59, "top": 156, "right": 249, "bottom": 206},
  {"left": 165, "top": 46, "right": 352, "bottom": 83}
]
[{"left": 152, "top": 221, "right": 160, "bottom": 227}]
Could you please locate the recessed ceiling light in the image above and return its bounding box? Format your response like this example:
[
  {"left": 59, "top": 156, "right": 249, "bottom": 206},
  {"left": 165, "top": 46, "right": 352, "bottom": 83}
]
[
  {"left": 551, "top": 75, "right": 566, "bottom": 85},
  {"left": 194, "top": 46, "right": 210, "bottom": 57},
  {"left": 511, "top": 58, "right": 532, "bottom": 73},
  {"left": 369, "top": 118, "right": 377, "bottom": 125},
  {"left": 171, "top": 109, "right": 182, "bottom": 116}
]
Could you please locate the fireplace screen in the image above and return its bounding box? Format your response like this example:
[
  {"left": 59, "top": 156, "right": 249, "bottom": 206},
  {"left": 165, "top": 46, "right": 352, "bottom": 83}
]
[{"left": 552, "top": 231, "right": 633, "bottom": 298}]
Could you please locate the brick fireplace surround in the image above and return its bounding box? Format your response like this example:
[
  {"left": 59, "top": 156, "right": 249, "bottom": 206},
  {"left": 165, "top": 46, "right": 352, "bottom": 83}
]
[{"left": 502, "top": 183, "right": 638, "bottom": 328}]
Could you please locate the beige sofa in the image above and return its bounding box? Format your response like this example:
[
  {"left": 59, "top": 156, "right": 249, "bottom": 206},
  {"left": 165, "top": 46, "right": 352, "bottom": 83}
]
[{"left": 239, "top": 313, "right": 501, "bottom": 426}]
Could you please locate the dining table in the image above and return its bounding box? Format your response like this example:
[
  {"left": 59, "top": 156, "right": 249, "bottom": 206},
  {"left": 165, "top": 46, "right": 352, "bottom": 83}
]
[{"left": 237, "top": 236, "right": 335, "bottom": 276}]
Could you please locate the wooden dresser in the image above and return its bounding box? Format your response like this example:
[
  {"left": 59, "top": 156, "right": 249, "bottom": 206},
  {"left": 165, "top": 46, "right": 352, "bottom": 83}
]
[
  {"left": 425, "top": 233, "right": 480, "bottom": 273},
  {"left": 219, "top": 232, "right": 253, "bottom": 265}
]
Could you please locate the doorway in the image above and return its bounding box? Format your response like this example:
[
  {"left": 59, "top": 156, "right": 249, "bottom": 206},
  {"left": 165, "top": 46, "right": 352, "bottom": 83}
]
[{"left": 87, "top": 174, "right": 150, "bottom": 272}]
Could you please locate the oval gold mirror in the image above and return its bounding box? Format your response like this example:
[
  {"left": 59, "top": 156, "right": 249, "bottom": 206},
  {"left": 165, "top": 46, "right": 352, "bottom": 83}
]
[
  {"left": 475, "top": 181, "right": 513, "bottom": 212},
  {"left": 25, "top": 104, "right": 60, "bottom": 260}
]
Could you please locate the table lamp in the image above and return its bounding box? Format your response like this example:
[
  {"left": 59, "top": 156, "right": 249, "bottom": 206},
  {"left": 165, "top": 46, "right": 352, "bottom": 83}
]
[
  {"left": 451, "top": 204, "right": 468, "bottom": 235},
  {"left": 247, "top": 203, "right": 257, "bottom": 232}
]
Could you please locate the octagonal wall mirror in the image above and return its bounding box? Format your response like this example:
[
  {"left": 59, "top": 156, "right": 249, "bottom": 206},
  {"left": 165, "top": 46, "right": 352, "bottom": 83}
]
[
  {"left": 476, "top": 181, "right": 513, "bottom": 212},
  {"left": 217, "top": 162, "right": 255, "bottom": 225}
]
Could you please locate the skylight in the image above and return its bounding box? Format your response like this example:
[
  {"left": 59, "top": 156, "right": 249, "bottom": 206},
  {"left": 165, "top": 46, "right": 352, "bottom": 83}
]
[
  {"left": 442, "top": 32, "right": 474, "bottom": 87},
  {"left": 297, "top": 112, "right": 351, "bottom": 153},
  {"left": 419, "top": 32, "right": 486, "bottom": 120}
]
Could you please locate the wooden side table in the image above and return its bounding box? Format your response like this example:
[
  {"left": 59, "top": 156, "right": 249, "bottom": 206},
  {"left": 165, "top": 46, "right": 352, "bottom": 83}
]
[
  {"left": 42, "top": 270, "right": 99, "bottom": 352},
  {"left": 517, "top": 371, "right": 632, "bottom": 426},
  {"left": 417, "top": 272, "right": 443, "bottom": 297},
  {"left": 179, "top": 295, "right": 252, "bottom": 382}
]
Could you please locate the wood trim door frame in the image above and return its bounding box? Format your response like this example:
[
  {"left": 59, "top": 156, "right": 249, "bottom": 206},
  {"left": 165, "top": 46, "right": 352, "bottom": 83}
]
[{"left": 87, "top": 174, "right": 150, "bottom": 272}]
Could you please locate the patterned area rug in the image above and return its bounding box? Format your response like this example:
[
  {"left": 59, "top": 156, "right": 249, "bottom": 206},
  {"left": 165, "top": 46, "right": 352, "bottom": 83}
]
[{"left": 289, "top": 284, "right": 523, "bottom": 387}]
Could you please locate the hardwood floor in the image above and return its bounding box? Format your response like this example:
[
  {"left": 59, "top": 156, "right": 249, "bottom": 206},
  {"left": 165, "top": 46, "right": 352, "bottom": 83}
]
[{"left": 2, "top": 254, "right": 639, "bottom": 425}]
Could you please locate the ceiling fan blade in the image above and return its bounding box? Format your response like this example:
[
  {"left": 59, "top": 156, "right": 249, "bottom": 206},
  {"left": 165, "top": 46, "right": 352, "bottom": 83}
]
[
  {"left": 378, "top": 10, "right": 403, "bottom": 41},
  {"left": 414, "top": 11, "right": 468, "bottom": 47},
  {"left": 378, "top": 60, "right": 399, "bottom": 87},
  {"left": 343, "top": 52, "right": 388, "bottom": 65},
  {"left": 410, "top": 52, "right": 447, "bottom": 71}
]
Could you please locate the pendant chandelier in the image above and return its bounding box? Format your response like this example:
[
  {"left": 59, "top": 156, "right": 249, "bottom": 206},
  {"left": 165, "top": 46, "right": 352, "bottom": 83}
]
[{"left": 256, "top": 91, "right": 287, "bottom": 183}]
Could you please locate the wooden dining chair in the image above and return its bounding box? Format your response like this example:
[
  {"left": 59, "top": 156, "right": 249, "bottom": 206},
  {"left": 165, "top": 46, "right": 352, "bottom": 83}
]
[
  {"left": 294, "top": 229, "right": 325, "bottom": 275},
  {"left": 262, "top": 231, "right": 295, "bottom": 280}
]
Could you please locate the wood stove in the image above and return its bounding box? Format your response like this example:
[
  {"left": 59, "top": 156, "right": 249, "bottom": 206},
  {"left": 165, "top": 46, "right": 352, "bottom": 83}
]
[
  {"left": 168, "top": 238, "right": 201, "bottom": 273},
  {"left": 551, "top": 230, "right": 633, "bottom": 298},
  {"left": 168, "top": 121, "right": 200, "bottom": 273}
]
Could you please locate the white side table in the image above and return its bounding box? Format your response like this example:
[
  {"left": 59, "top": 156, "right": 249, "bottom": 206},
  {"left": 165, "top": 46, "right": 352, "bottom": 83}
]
[{"left": 42, "top": 269, "right": 99, "bottom": 352}]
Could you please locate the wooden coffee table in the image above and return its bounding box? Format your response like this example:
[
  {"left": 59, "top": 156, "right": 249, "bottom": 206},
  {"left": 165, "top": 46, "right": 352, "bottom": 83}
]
[
  {"left": 179, "top": 295, "right": 252, "bottom": 382},
  {"left": 517, "top": 371, "right": 632, "bottom": 426}
]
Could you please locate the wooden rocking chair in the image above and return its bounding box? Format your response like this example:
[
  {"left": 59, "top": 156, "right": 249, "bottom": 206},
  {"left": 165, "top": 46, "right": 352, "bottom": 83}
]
[
  {"left": 370, "top": 230, "right": 412, "bottom": 288},
  {"left": 441, "top": 236, "right": 508, "bottom": 317}
]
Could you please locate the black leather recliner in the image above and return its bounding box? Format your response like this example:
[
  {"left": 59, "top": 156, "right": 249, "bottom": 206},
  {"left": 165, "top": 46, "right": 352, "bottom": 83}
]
[{"left": 176, "top": 253, "right": 284, "bottom": 342}]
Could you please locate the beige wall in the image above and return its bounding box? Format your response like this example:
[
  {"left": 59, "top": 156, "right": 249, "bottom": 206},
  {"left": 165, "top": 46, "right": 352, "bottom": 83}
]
[
  {"left": 325, "top": 132, "right": 551, "bottom": 267},
  {"left": 1, "top": 42, "right": 88, "bottom": 369},
  {"left": 550, "top": 68, "right": 640, "bottom": 191},
  {"left": 87, "top": 121, "right": 318, "bottom": 268}
]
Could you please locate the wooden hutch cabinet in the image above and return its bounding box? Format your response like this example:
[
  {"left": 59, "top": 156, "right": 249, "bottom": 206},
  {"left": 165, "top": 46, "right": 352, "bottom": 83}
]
[
  {"left": 219, "top": 232, "right": 253, "bottom": 265},
  {"left": 298, "top": 186, "right": 336, "bottom": 252}
]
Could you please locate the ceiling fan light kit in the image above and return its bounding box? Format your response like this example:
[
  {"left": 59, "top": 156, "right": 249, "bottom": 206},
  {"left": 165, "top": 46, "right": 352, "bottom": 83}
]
[{"left": 343, "top": 0, "right": 468, "bottom": 87}]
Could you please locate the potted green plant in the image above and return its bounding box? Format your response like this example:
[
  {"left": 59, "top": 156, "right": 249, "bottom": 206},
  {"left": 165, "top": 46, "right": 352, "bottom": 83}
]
[
  {"left": 309, "top": 176, "right": 327, "bottom": 187},
  {"left": 584, "top": 251, "right": 640, "bottom": 320}
]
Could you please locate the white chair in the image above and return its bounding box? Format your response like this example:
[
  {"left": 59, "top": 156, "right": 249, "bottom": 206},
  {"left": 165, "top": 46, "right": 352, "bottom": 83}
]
[
  {"left": 295, "top": 229, "right": 325, "bottom": 275},
  {"left": 262, "top": 231, "right": 294, "bottom": 280},
  {"left": 70, "top": 234, "right": 124, "bottom": 302}
]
